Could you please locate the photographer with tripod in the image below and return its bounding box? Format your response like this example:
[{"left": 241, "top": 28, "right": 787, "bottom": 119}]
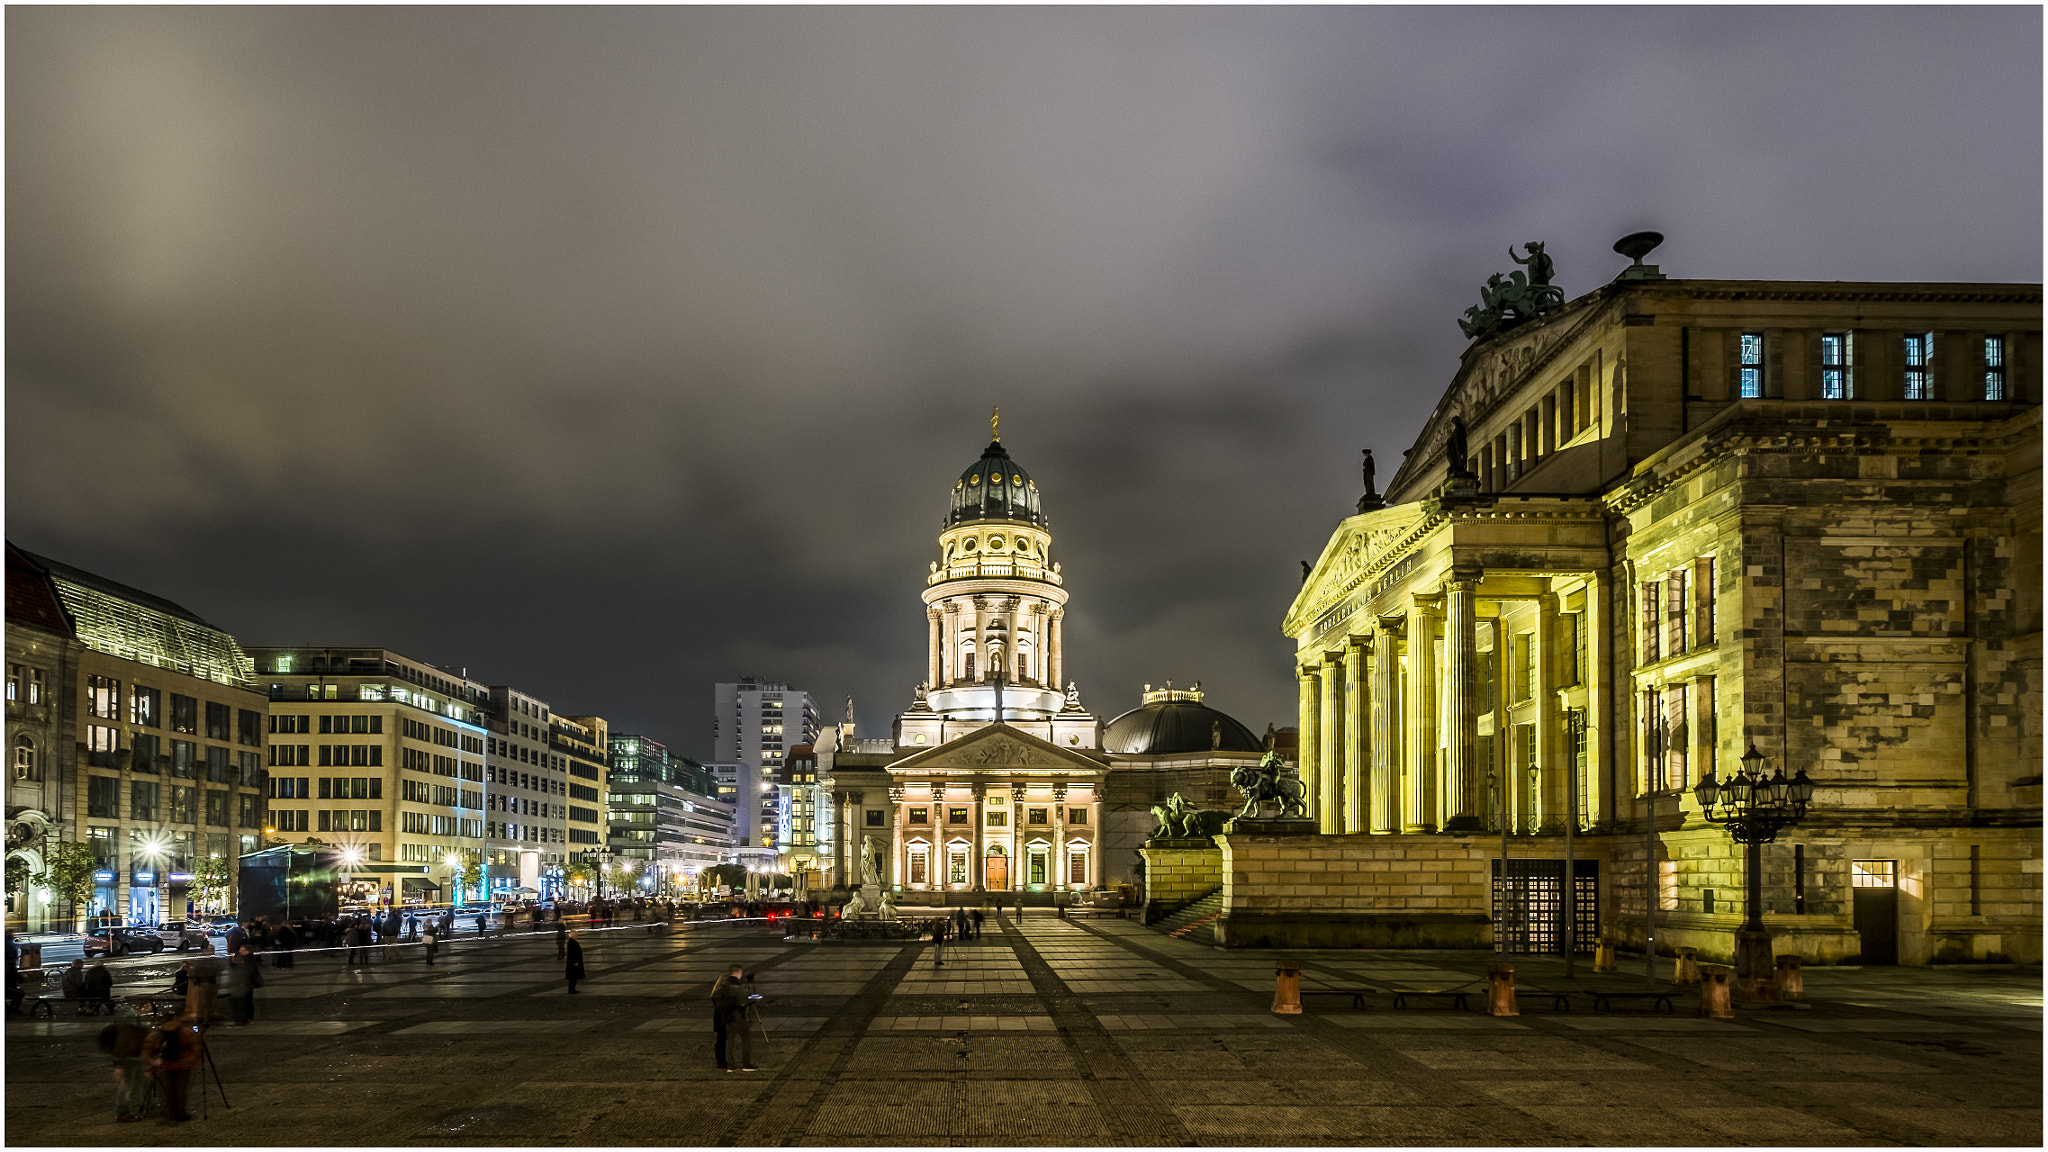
[
  {"left": 710, "top": 964, "right": 760, "bottom": 1072},
  {"left": 144, "top": 1010, "right": 205, "bottom": 1123}
]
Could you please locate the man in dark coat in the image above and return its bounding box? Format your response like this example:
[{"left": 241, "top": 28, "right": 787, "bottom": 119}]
[
  {"left": 970, "top": 909, "right": 985, "bottom": 939},
  {"left": 710, "top": 964, "right": 755, "bottom": 1071},
  {"left": 564, "top": 932, "right": 585, "bottom": 994},
  {"left": 273, "top": 923, "right": 297, "bottom": 968}
]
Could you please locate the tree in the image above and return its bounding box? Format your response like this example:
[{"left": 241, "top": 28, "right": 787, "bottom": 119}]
[
  {"left": 41, "top": 841, "right": 99, "bottom": 931},
  {"left": 190, "top": 853, "right": 233, "bottom": 914}
]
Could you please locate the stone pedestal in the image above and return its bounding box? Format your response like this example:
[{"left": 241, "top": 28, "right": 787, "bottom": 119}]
[
  {"left": 1773, "top": 954, "right": 1804, "bottom": 999},
  {"left": 1734, "top": 928, "right": 1774, "bottom": 981},
  {"left": 1673, "top": 946, "right": 1701, "bottom": 984},
  {"left": 1697, "top": 965, "right": 1735, "bottom": 1019},
  {"left": 1271, "top": 960, "right": 1302, "bottom": 1015},
  {"left": 1486, "top": 964, "right": 1519, "bottom": 1017},
  {"left": 1223, "top": 817, "right": 1318, "bottom": 836}
]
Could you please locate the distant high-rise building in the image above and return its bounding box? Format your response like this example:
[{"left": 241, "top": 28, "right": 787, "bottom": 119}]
[
  {"left": 554, "top": 714, "right": 610, "bottom": 899},
  {"left": 713, "top": 679, "right": 820, "bottom": 854},
  {"left": 482, "top": 686, "right": 570, "bottom": 901},
  {"left": 607, "top": 734, "right": 733, "bottom": 892}
]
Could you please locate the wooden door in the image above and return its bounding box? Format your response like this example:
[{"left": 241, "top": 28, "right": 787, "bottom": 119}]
[{"left": 984, "top": 854, "right": 1009, "bottom": 891}]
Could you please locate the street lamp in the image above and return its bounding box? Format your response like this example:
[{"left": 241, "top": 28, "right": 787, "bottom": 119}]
[{"left": 1694, "top": 743, "right": 1816, "bottom": 990}]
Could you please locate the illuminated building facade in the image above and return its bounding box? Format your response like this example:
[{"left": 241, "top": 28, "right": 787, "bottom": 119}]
[
  {"left": 244, "top": 646, "right": 485, "bottom": 904},
  {"left": 482, "top": 685, "right": 570, "bottom": 901},
  {"left": 715, "top": 678, "right": 820, "bottom": 858},
  {"left": 776, "top": 744, "right": 830, "bottom": 887},
  {"left": 1275, "top": 256, "right": 2041, "bottom": 963},
  {"left": 607, "top": 734, "right": 729, "bottom": 892},
  {"left": 6, "top": 546, "right": 272, "bottom": 930},
  {"left": 555, "top": 714, "right": 610, "bottom": 895}
]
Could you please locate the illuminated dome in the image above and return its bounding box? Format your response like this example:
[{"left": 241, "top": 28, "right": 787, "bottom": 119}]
[
  {"left": 1103, "top": 684, "right": 1264, "bottom": 755},
  {"left": 949, "top": 440, "right": 1046, "bottom": 527}
]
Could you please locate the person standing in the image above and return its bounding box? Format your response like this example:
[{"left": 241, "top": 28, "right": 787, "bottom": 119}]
[
  {"left": 273, "top": 923, "right": 297, "bottom": 969},
  {"left": 555, "top": 917, "right": 568, "bottom": 961},
  {"left": 564, "top": 932, "right": 585, "bottom": 994},
  {"left": 932, "top": 916, "right": 948, "bottom": 967},
  {"left": 710, "top": 965, "right": 755, "bottom": 1071},
  {"left": 422, "top": 921, "right": 439, "bottom": 965},
  {"left": 98, "top": 1017, "right": 152, "bottom": 1122},
  {"left": 344, "top": 920, "right": 368, "bottom": 968},
  {"left": 952, "top": 906, "right": 968, "bottom": 943},
  {"left": 144, "top": 1010, "right": 204, "bottom": 1123},
  {"left": 226, "top": 945, "right": 262, "bottom": 1027},
  {"left": 224, "top": 920, "right": 248, "bottom": 958},
  {"left": 970, "top": 909, "right": 985, "bottom": 940},
  {"left": 186, "top": 944, "right": 223, "bottom": 1024}
]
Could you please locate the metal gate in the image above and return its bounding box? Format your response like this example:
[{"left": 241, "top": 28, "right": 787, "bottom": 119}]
[{"left": 1492, "top": 859, "right": 1599, "bottom": 954}]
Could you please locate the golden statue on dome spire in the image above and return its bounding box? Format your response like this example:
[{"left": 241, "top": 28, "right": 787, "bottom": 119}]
[{"left": 991, "top": 406, "right": 1000, "bottom": 443}]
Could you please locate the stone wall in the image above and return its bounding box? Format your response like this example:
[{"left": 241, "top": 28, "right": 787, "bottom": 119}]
[
  {"left": 1137, "top": 842, "right": 1221, "bottom": 924},
  {"left": 1215, "top": 831, "right": 1495, "bottom": 948}
]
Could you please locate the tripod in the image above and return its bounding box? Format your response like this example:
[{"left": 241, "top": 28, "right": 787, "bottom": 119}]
[{"left": 195, "top": 1027, "right": 231, "bottom": 1118}]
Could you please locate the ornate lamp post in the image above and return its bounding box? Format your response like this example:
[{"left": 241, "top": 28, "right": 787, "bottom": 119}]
[{"left": 1693, "top": 743, "right": 1816, "bottom": 988}]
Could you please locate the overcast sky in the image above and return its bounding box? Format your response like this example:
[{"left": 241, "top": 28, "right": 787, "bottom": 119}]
[{"left": 8, "top": 7, "right": 2040, "bottom": 759}]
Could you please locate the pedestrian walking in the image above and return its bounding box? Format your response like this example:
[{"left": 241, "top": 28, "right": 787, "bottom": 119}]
[
  {"left": 404, "top": 912, "right": 418, "bottom": 941},
  {"left": 98, "top": 1016, "right": 153, "bottom": 1122},
  {"left": 226, "top": 944, "right": 262, "bottom": 1027},
  {"left": 186, "top": 944, "right": 222, "bottom": 1024},
  {"left": 952, "top": 907, "right": 968, "bottom": 942},
  {"left": 564, "top": 932, "right": 585, "bottom": 994},
  {"left": 711, "top": 964, "right": 756, "bottom": 1071},
  {"left": 932, "top": 916, "right": 948, "bottom": 967},
  {"left": 273, "top": 923, "right": 297, "bottom": 968},
  {"left": 422, "top": 922, "right": 439, "bottom": 965},
  {"left": 345, "top": 921, "right": 369, "bottom": 967},
  {"left": 971, "top": 909, "right": 985, "bottom": 939},
  {"left": 144, "top": 1010, "right": 204, "bottom": 1123},
  {"left": 475, "top": 911, "right": 487, "bottom": 937}
]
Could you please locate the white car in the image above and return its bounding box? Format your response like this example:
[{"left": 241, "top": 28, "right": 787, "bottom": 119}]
[{"left": 152, "top": 921, "right": 210, "bottom": 951}]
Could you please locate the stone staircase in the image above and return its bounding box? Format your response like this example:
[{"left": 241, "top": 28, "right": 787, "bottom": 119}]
[{"left": 1150, "top": 888, "right": 1223, "bottom": 945}]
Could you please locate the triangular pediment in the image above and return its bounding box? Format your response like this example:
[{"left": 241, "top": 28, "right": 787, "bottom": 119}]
[{"left": 885, "top": 723, "right": 1107, "bottom": 776}]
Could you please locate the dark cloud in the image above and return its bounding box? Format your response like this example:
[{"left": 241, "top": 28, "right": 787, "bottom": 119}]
[{"left": 8, "top": 7, "right": 2039, "bottom": 756}]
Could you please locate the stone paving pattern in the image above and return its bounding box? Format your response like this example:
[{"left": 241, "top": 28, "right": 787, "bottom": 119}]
[{"left": 6, "top": 913, "right": 2040, "bottom": 1146}]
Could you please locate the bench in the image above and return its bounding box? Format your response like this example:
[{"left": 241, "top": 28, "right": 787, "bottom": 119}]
[
  {"left": 1301, "top": 988, "right": 1378, "bottom": 1009},
  {"left": 1589, "top": 989, "right": 1677, "bottom": 1013},
  {"left": 1390, "top": 990, "right": 1470, "bottom": 1011}
]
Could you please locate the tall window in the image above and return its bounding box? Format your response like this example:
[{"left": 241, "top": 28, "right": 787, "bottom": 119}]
[
  {"left": 1511, "top": 635, "right": 1534, "bottom": 702},
  {"left": 13, "top": 736, "right": 36, "bottom": 781},
  {"left": 1663, "top": 684, "right": 1689, "bottom": 790},
  {"left": 1903, "top": 332, "right": 1934, "bottom": 400},
  {"left": 87, "top": 775, "right": 120, "bottom": 818},
  {"left": 1640, "top": 581, "right": 1662, "bottom": 664},
  {"left": 1697, "top": 676, "right": 1719, "bottom": 776},
  {"left": 132, "top": 733, "right": 162, "bottom": 774},
  {"left": 88, "top": 677, "right": 120, "bottom": 719},
  {"left": 1666, "top": 570, "right": 1689, "bottom": 654},
  {"left": 87, "top": 827, "right": 119, "bottom": 870},
  {"left": 1738, "top": 332, "right": 1765, "bottom": 398},
  {"left": 132, "top": 781, "right": 160, "bottom": 822},
  {"left": 131, "top": 685, "right": 161, "bottom": 727},
  {"left": 1984, "top": 336, "right": 2007, "bottom": 401},
  {"left": 1694, "top": 557, "right": 1717, "bottom": 646},
  {"left": 169, "top": 694, "right": 199, "bottom": 734},
  {"left": 1820, "top": 332, "right": 1853, "bottom": 399},
  {"left": 87, "top": 725, "right": 119, "bottom": 768}
]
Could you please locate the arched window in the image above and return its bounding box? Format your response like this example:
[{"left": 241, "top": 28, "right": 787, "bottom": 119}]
[
  {"left": 963, "top": 650, "right": 976, "bottom": 681},
  {"left": 12, "top": 736, "right": 35, "bottom": 781}
]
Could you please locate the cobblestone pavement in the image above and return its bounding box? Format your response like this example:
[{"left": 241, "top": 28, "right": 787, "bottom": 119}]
[{"left": 7, "top": 913, "right": 2040, "bottom": 1146}]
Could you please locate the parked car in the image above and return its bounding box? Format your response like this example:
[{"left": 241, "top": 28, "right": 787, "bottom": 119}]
[
  {"left": 152, "top": 921, "right": 209, "bottom": 951},
  {"left": 83, "top": 926, "right": 166, "bottom": 958}
]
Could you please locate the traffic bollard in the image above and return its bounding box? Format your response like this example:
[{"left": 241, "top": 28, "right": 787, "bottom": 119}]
[
  {"left": 1487, "top": 963, "right": 1519, "bottom": 1016},
  {"left": 1774, "top": 954, "right": 1804, "bottom": 999},
  {"left": 1593, "top": 938, "right": 1617, "bottom": 973},
  {"left": 1674, "top": 946, "right": 1701, "bottom": 984},
  {"left": 1697, "top": 965, "right": 1735, "bottom": 1019},
  {"left": 1271, "top": 960, "right": 1302, "bottom": 1015}
]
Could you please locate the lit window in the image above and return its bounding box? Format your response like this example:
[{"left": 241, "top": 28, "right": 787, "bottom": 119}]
[
  {"left": 1903, "top": 333, "right": 1934, "bottom": 400},
  {"left": 1820, "top": 332, "right": 1853, "bottom": 399},
  {"left": 1738, "top": 332, "right": 1765, "bottom": 398},
  {"left": 1984, "top": 336, "right": 2007, "bottom": 401}
]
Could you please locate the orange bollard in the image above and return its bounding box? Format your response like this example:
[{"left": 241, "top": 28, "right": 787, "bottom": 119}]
[
  {"left": 1593, "top": 938, "right": 1617, "bottom": 973},
  {"left": 1271, "top": 960, "right": 1302, "bottom": 1015},
  {"left": 1774, "top": 954, "right": 1804, "bottom": 1000},
  {"left": 1674, "top": 946, "right": 1701, "bottom": 985},
  {"left": 1487, "top": 963, "right": 1519, "bottom": 1016},
  {"left": 1697, "top": 964, "right": 1735, "bottom": 1019}
]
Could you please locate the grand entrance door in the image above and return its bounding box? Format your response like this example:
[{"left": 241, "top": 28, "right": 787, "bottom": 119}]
[
  {"left": 984, "top": 847, "right": 1009, "bottom": 890},
  {"left": 1851, "top": 860, "right": 1899, "bottom": 965}
]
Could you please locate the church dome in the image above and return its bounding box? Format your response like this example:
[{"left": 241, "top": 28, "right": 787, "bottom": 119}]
[
  {"left": 1103, "top": 684, "right": 1264, "bottom": 755},
  {"left": 949, "top": 440, "right": 1047, "bottom": 527}
]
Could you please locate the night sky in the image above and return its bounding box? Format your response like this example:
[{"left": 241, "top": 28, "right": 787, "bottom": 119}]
[{"left": 8, "top": 8, "right": 2040, "bottom": 760}]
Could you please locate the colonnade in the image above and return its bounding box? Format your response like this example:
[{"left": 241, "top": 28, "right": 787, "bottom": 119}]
[
  {"left": 1295, "top": 574, "right": 1606, "bottom": 837},
  {"left": 929, "top": 599, "right": 1064, "bottom": 688},
  {"left": 828, "top": 781, "right": 1098, "bottom": 891}
]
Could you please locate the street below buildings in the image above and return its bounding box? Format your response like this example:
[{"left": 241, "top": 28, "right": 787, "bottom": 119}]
[{"left": 6, "top": 914, "right": 2040, "bottom": 1146}]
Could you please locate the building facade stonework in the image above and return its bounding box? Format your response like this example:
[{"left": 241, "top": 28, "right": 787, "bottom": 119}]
[{"left": 1270, "top": 267, "right": 2041, "bottom": 965}]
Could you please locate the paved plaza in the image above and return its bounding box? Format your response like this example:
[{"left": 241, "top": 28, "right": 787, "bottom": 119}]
[{"left": 5, "top": 914, "right": 2041, "bottom": 1147}]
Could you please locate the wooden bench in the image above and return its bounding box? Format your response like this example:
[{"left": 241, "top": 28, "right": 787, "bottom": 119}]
[
  {"left": 1301, "top": 988, "right": 1378, "bottom": 1009},
  {"left": 1390, "top": 989, "right": 1470, "bottom": 1011},
  {"left": 1589, "top": 989, "right": 1677, "bottom": 1013}
]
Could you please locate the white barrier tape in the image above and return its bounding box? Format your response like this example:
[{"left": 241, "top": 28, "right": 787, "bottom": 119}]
[{"left": 17, "top": 915, "right": 788, "bottom": 978}]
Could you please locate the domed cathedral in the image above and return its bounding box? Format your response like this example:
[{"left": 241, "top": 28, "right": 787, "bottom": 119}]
[{"left": 813, "top": 415, "right": 1274, "bottom": 905}]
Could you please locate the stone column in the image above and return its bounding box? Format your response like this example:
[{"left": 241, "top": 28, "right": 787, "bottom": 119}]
[
  {"left": 1343, "top": 639, "right": 1369, "bottom": 834},
  {"left": 1370, "top": 620, "right": 1399, "bottom": 834},
  {"left": 1296, "top": 666, "right": 1320, "bottom": 823},
  {"left": 928, "top": 609, "right": 944, "bottom": 689},
  {"left": 931, "top": 783, "right": 947, "bottom": 886},
  {"left": 1535, "top": 595, "right": 1561, "bottom": 831},
  {"left": 1587, "top": 571, "right": 1612, "bottom": 829},
  {"left": 831, "top": 790, "right": 847, "bottom": 886},
  {"left": 971, "top": 781, "right": 986, "bottom": 891},
  {"left": 1049, "top": 608, "right": 1065, "bottom": 691},
  {"left": 1052, "top": 781, "right": 1069, "bottom": 890},
  {"left": 1443, "top": 577, "right": 1482, "bottom": 831},
  {"left": 1403, "top": 596, "right": 1437, "bottom": 833},
  {"left": 1004, "top": 597, "right": 1020, "bottom": 683},
  {"left": 1010, "top": 782, "right": 1026, "bottom": 890},
  {"left": 1318, "top": 656, "right": 1343, "bottom": 834},
  {"left": 970, "top": 597, "right": 987, "bottom": 682}
]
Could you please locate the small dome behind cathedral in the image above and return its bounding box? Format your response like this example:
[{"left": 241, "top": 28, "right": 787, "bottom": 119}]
[
  {"left": 949, "top": 440, "right": 1047, "bottom": 527},
  {"left": 1103, "top": 682, "right": 1264, "bottom": 755}
]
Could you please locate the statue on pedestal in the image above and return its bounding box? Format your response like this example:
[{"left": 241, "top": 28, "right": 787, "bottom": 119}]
[
  {"left": 878, "top": 890, "right": 898, "bottom": 922},
  {"left": 1230, "top": 752, "right": 1310, "bottom": 821},
  {"left": 843, "top": 890, "right": 866, "bottom": 918}
]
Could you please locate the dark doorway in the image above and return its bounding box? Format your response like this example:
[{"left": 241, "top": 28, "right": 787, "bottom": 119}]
[
  {"left": 1851, "top": 860, "right": 1899, "bottom": 965},
  {"left": 1492, "top": 859, "right": 1599, "bottom": 954}
]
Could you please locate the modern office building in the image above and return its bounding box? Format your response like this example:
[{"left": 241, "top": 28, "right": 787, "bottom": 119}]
[
  {"left": 555, "top": 714, "right": 610, "bottom": 898},
  {"left": 714, "top": 678, "right": 820, "bottom": 855},
  {"left": 242, "top": 645, "right": 485, "bottom": 903},
  {"left": 5, "top": 546, "right": 272, "bottom": 930},
  {"left": 481, "top": 686, "right": 569, "bottom": 900},
  {"left": 605, "top": 734, "right": 731, "bottom": 892}
]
